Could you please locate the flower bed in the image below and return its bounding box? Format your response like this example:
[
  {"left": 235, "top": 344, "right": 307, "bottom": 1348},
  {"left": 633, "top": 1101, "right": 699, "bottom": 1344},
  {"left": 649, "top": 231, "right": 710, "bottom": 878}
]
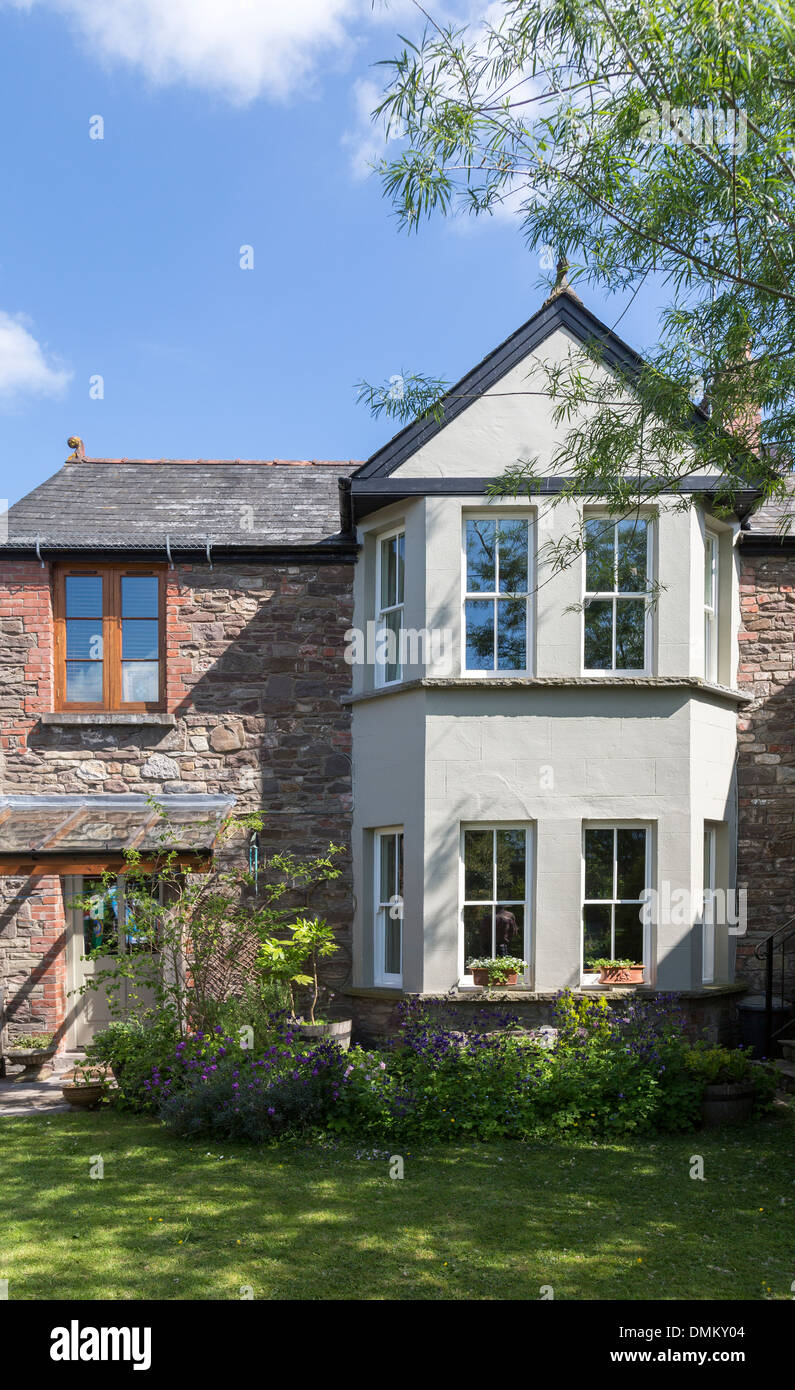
[{"left": 86, "top": 992, "right": 778, "bottom": 1145}]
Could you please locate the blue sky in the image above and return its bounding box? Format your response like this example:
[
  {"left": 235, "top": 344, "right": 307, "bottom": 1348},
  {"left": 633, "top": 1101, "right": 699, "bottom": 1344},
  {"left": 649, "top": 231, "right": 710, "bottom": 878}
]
[{"left": 0, "top": 0, "right": 663, "bottom": 507}]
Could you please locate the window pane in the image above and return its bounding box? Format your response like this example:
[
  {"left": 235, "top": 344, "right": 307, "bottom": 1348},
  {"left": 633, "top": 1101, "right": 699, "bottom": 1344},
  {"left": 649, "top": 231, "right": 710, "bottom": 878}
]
[
  {"left": 615, "top": 599, "right": 645, "bottom": 669},
  {"left": 125, "top": 880, "right": 160, "bottom": 953},
  {"left": 497, "top": 520, "right": 528, "bottom": 594},
  {"left": 464, "top": 904, "right": 493, "bottom": 963},
  {"left": 495, "top": 903, "right": 524, "bottom": 959},
  {"left": 704, "top": 535, "right": 716, "bottom": 607},
  {"left": 379, "top": 534, "right": 404, "bottom": 611},
  {"left": 65, "top": 575, "right": 102, "bottom": 617},
  {"left": 121, "top": 575, "right": 158, "bottom": 618},
  {"left": 465, "top": 599, "right": 494, "bottom": 670},
  {"left": 496, "top": 599, "right": 526, "bottom": 670},
  {"left": 83, "top": 880, "right": 119, "bottom": 954},
  {"left": 584, "top": 520, "right": 614, "bottom": 591},
  {"left": 583, "top": 904, "right": 611, "bottom": 963},
  {"left": 617, "top": 829, "right": 646, "bottom": 899},
  {"left": 466, "top": 520, "right": 496, "bottom": 592},
  {"left": 584, "top": 599, "right": 613, "bottom": 669},
  {"left": 584, "top": 828, "right": 614, "bottom": 899},
  {"left": 66, "top": 662, "right": 103, "bottom": 703},
  {"left": 464, "top": 830, "right": 493, "bottom": 900},
  {"left": 617, "top": 519, "right": 647, "bottom": 592},
  {"left": 66, "top": 619, "right": 103, "bottom": 659},
  {"left": 122, "top": 619, "right": 159, "bottom": 660},
  {"left": 384, "top": 913, "right": 401, "bottom": 976},
  {"left": 496, "top": 829, "right": 525, "bottom": 899},
  {"left": 378, "top": 609, "right": 402, "bottom": 684},
  {"left": 122, "top": 662, "right": 159, "bottom": 702},
  {"left": 614, "top": 904, "right": 644, "bottom": 963},
  {"left": 379, "top": 833, "right": 397, "bottom": 903}
]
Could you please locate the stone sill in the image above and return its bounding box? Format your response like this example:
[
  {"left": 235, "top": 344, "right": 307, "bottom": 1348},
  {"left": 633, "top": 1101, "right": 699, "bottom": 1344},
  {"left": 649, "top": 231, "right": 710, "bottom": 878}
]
[
  {"left": 343, "top": 677, "right": 751, "bottom": 707},
  {"left": 343, "top": 983, "right": 748, "bottom": 1002},
  {"left": 40, "top": 712, "right": 176, "bottom": 727}
]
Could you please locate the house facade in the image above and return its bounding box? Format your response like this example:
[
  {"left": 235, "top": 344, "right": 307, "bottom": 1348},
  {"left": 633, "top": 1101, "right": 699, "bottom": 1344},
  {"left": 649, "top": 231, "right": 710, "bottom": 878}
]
[
  {"left": 0, "top": 288, "right": 790, "bottom": 1055},
  {"left": 0, "top": 458, "right": 356, "bottom": 1049}
]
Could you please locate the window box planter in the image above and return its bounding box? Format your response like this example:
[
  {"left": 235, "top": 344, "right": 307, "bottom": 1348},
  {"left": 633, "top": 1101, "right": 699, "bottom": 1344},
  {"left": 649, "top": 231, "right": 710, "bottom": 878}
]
[
  {"left": 589, "top": 960, "right": 644, "bottom": 986},
  {"left": 701, "top": 1080, "right": 755, "bottom": 1127},
  {"left": 599, "top": 966, "right": 644, "bottom": 985},
  {"left": 467, "top": 958, "right": 526, "bottom": 989},
  {"left": 293, "top": 1019, "right": 352, "bottom": 1051}
]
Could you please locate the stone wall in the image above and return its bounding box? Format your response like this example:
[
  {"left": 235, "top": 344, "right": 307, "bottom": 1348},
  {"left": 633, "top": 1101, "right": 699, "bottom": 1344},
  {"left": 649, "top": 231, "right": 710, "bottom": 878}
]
[
  {"left": 737, "top": 549, "right": 795, "bottom": 995},
  {"left": 0, "top": 558, "right": 355, "bottom": 1046}
]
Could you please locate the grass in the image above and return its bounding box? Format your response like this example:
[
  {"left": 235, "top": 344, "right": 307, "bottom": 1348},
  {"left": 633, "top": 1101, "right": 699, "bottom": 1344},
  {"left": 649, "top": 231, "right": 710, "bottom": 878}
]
[{"left": 0, "top": 1105, "right": 793, "bottom": 1300}]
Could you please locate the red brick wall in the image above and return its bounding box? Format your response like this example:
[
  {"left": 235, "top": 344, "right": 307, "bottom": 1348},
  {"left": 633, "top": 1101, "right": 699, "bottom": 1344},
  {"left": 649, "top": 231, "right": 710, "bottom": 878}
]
[{"left": 737, "top": 551, "right": 795, "bottom": 989}]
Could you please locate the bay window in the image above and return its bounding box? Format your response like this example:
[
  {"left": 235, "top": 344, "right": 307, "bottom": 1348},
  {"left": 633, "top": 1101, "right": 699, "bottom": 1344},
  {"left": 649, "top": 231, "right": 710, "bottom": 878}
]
[
  {"left": 374, "top": 828, "right": 403, "bottom": 986},
  {"left": 582, "top": 825, "right": 648, "bottom": 970},
  {"left": 375, "top": 529, "right": 405, "bottom": 686},
  {"left": 583, "top": 517, "right": 650, "bottom": 672},
  {"left": 704, "top": 530, "right": 719, "bottom": 682},
  {"left": 462, "top": 825, "right": 531, "bottom": 978},
  {"left": 464, "top": 516, "right": 532, "bottom": 673}
]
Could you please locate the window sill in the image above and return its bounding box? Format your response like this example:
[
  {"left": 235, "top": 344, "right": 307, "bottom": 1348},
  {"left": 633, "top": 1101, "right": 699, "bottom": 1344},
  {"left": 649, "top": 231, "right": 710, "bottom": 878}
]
[{"left": 41, "top": 712, "right": 176, "bottom": 727}]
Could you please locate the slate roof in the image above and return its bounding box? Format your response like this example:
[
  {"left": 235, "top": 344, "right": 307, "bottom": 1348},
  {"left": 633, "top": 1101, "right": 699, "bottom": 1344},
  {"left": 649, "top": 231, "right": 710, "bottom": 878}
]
[
  {"left": 1, "top": 459, "right": 361, "bottom": 554},
  {"left": 743, "top": 474, "right": 795, "bottom": 537}
]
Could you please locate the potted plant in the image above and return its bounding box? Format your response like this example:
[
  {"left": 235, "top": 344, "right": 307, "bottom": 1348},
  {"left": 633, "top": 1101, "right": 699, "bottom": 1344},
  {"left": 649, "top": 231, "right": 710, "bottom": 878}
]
[
  {"left": 588, "top": 958, "right": 644, "bottom": 985},
  {"left": 467, "top": 957, "right": 526, "bottom": 987},
  {"left": 6, "top": 1032, "right": 57, "bottom": 1081},
  {"left": 61, "top": 1061, "right": 113, "bottom": 1109},
  {"left": 257, "top": 915, "right": 352, "bottom": 1050},
  {"left": 684, "top": 1043, "right": 764, "bottom": 1126}
]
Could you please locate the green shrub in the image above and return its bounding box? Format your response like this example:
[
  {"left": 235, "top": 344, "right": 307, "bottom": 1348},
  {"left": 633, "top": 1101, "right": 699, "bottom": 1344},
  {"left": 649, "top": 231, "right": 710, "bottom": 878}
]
[{"left": 86, "top": 1014, "right": 181, "bottom": 1111}]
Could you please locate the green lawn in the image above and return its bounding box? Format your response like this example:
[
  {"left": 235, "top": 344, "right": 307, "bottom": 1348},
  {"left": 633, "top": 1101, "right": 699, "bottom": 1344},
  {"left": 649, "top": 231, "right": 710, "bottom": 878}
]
[{"left": 1, "top": 1106, "right": 793, "bottom": 1300}]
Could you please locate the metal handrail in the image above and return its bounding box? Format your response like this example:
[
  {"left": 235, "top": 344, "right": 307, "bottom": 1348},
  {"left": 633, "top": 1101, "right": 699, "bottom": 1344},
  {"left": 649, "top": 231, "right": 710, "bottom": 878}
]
[{"left": 753, "top": 911, "right": 795, "bottom": 958}]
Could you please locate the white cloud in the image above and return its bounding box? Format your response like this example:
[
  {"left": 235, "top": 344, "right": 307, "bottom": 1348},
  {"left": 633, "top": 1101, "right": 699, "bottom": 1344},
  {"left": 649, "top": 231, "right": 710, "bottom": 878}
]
[
  {"left": 343, "top": 78, "right": 389, "bottom": 179},
  {"left": 0, "top": 312, "right": 72, "bottom": 403},
  {"left": 4, "top": 0, "right": 372, "bottom": 104}
]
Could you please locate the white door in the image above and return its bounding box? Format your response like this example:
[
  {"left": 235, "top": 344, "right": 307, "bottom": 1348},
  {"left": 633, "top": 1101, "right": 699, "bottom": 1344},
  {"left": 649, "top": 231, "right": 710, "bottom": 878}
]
[{"left": 65, "top": 875, "right": 160, "bottom": 1048}]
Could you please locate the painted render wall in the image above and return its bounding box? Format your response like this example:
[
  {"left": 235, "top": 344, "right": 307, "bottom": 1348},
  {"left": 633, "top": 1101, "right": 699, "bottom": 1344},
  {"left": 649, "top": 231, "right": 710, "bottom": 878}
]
[
  {"left": 352, "top": 682, "right": 740, "bottom": 995},
  {"left": 349, "top": 426, "right": 742, "bottom": 994}
]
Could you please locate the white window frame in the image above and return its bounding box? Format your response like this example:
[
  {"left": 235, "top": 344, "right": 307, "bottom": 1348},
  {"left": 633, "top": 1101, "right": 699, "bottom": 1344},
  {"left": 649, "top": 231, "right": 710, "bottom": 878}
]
[
  {"left": 581, "top": 821, "right": 652, "bottom": 980},
  {"left": 459, "top": 823, "right": 534, "bottom": 984},
  {"left": 374, "top": 827, "right": 403, "bottom": 987},
  {"left": 702, "top": 825, "right": 717, "bottom": 984},
  {"left": 704, "top": 529, "right": 719, "bottom": 683},
  {"left": 461, "top": 513, "right": 534, "bottom": 676},
  {"left": 582, "top": 515, "right": 653, "bottom": 676},
  {"left": 374, "top": 526, "right": 405, "bottom": 688}
]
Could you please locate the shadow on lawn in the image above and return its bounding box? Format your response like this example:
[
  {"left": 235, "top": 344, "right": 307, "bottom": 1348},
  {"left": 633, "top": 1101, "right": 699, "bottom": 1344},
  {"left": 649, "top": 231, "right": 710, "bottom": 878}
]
[{"left": 0, "top": 1107, "right": 792, "bottom": 1301}]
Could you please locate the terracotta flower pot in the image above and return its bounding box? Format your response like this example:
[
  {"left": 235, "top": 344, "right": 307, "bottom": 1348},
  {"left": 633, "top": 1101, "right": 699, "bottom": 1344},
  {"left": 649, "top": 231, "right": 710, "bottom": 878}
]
[
  {"left": 701, "top": 1080, "right": 755, "bottom": 1126},
  {"left": 491, "top": 971, "right": 519, "bottom": 986},
  {"left": 599, "top": 966, "right": 644, "bottom": 985},
  {"left": 471, "top": 968, "right": 490, "bottom": 986}
]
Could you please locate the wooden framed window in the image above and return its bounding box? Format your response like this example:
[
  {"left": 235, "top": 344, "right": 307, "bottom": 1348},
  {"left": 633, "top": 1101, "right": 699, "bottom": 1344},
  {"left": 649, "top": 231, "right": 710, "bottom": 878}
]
[{"left": 54, "top": 564, "right": 165, "bottom": 711}]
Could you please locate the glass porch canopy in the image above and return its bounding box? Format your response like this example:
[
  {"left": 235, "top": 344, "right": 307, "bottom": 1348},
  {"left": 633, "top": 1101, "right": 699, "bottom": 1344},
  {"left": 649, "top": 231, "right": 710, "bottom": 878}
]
[{"left": 0, "top": 794, "right": 236, "bottom": 874}]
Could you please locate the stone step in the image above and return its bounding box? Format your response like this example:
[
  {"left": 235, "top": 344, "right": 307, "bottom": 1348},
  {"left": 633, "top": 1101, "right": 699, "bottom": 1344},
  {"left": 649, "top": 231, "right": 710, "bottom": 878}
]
[{"left": 772, "top": 1059, "right": 795, "bottom": 1094}]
